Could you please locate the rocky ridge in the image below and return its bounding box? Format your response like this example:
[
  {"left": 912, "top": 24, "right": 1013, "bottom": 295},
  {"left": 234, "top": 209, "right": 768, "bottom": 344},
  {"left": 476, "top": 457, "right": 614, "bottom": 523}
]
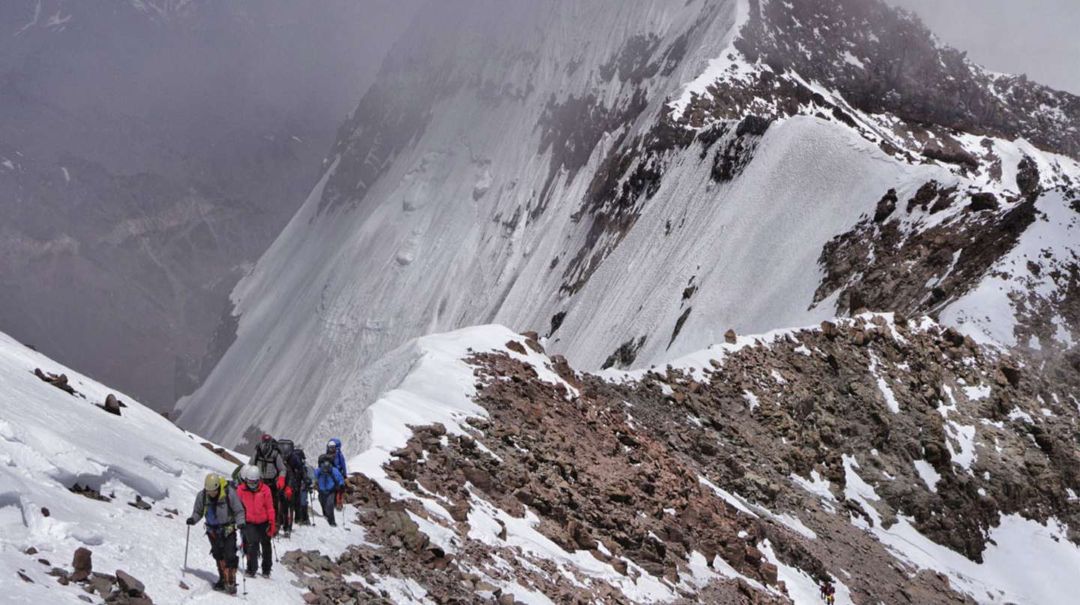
[{"left": 285, "top": 317, "right": 1080, "bottom": 604}]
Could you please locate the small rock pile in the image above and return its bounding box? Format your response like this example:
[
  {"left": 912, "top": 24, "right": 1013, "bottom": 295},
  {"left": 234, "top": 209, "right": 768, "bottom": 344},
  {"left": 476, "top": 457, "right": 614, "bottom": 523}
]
[{"left": 44, "top": 548, "right": 154, "bottom": 604}]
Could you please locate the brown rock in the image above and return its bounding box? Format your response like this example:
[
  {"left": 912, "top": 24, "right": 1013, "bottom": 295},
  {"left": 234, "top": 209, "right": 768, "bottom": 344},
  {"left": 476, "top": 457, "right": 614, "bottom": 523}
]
[
  {"left": 103, "top": 394, "right": 122, "bottom": 416},
  {"left": 744, "top": 545, "right": 763, "bottom": 565},
  {"left": 505, "top": 340, "right": 528, "bottom": 355},
  {"left": 820, "top": 321, "right": 837, "bottom": 339},
  {"left": 116, "top": 569, "right": 145, "bottom": 595},
  {"left": 89, "top": 573, "right": 114, "bottom": 596},
  {"left": 71, "top": 547, "right": 92, "bottom": 582},
  {"left": 1000, "top": 365, "right": 1021, "bottom": 387},
  {"left": 463, "top": 467, "right": 493, "bottom": 491},
  {"left": 761, "top": 561, "right": 778, "bottom": 584}
]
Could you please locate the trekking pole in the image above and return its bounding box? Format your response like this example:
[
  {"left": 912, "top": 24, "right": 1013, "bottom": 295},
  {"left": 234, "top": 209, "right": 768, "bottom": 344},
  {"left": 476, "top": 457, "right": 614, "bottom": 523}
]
[
  {"left": 183, "top": 525, "right": 190, "bottom": 577},
  {"left": 239, "top": 537, "right": 246, "bottom": 597}
]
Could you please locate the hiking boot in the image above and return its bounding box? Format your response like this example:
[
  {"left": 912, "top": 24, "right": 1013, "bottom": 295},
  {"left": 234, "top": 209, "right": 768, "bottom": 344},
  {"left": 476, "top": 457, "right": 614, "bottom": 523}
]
[
  {"left": 261, "top": 570, "right": 271, "bottom": 578},
  {"left": 244, "top": 570, "right": 256, "bottom": 578},
  {"left": 212, "top": 579, "right": 226, "bottom": 592}
]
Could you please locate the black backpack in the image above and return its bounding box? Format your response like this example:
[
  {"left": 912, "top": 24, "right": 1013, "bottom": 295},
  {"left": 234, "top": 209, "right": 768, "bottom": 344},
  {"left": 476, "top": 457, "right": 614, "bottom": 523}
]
[
  {"left": 286, "top": 448, "right": 307, "bottom": 489},
  {"left": 278, "top": 439, "right": 295, "bottom": 460}
]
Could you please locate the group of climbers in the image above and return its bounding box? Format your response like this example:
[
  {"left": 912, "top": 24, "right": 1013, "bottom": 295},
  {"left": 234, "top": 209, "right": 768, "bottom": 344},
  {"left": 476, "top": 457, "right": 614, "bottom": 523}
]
[{"left": 186, "top": 435, "right": 348, "bottom": 595}]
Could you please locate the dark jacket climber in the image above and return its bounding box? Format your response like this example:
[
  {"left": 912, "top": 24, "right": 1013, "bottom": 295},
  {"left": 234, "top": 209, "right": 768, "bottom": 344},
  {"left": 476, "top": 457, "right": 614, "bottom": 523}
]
[{"left": 187, "top": 474, "right": 245, "bottom": 594}]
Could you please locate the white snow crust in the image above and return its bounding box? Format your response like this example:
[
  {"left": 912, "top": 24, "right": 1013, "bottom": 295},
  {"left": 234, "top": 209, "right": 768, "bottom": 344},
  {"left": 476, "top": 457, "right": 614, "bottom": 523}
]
[{"left": 0, "top": 330, "right": 358, "bottom": 604}]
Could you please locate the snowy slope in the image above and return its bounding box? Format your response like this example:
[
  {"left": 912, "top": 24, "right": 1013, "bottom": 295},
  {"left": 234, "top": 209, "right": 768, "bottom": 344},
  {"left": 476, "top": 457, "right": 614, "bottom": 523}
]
[
  {"left": 177, "top": 0, "right": 1080, "bottom": 452},
  {"left": 0, "top": 330, "right": 358, "bottom": 604}
]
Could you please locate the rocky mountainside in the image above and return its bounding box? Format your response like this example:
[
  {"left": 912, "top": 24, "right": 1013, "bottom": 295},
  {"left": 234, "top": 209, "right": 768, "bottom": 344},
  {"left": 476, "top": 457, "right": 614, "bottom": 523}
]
[
  {"left": 8, "top": 308, "right": 1079, "bottom": 603},
  {"left": 0, "top": 0, "right": 418, "bottom": 409},
  {"left": 280, "top": 318, "right": 1080, "bottom": 604},
  {"left": 177, "top": 0, "right": 1079, "bottom": 452}
]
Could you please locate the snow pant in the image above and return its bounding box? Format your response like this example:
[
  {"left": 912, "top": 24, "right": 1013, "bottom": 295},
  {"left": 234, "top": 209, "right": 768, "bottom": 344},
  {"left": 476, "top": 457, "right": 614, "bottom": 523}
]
[
  {"left": 277, "top": 488, "right": 292, "bottom": 533},
  {"left": 267, "top": 483, "right": 285, "bottom": 528},
  {"left": 297, "top": 489, "right": 311, "bottom": 524},
  {"left": 285, "top": 486, "right": 302, "bottom": 530},
  {"left": 242, "top": 522, "right": 272, "bottom": 575},
  {"left": 319, "top": 491, "right": 336, "bottom": 526},
  {"left": 207, "top": 526, "right": 239, "bottom": 569}
]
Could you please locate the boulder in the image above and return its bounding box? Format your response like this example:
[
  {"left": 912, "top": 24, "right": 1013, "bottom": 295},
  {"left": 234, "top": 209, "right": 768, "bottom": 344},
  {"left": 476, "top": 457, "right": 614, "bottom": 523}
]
[
  {"left": 999, "top": 365, "right": 1021, "bottom": 387},
  {"left": 102, "top": 394, "right": 122, "bottom": 416},
  {"left": 725, "top": 329, "right": 738, "bottom": 344},
  {"left": 969, "top": 192, "right": 999, "bottom": 211},
  {"left": 115, "top": 569, "right": 145, "bottom": 595},
  {"left": 71, "top": 547, "right": 92, "bottom": 582}
]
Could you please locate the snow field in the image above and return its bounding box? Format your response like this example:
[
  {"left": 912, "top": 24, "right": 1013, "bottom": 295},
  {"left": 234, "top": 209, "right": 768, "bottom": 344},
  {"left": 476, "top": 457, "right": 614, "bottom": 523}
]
[{"left": 0, "top": 330, "right": 358, "bottom": 604}]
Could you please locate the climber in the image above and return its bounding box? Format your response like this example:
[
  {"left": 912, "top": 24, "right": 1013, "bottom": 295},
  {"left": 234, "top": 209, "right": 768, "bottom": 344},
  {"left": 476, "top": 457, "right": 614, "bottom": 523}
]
[
  {"left": 824, "top": 582, "right": 836, "bottom": 604},
  {"left": 281, "top": 441, "right": 308, "bottom": 533},
  {"left": 326, "top": 438, "right": 347, "bottom": 510},
  {"left": 249, "top": 434, "right": 286, "bottom": 528},
  {"left": 315, "top": 455, "right": 344, "bottom": 527},
  {"left": 186, "top": 473, "right": 245, "bottom": 595},
  {"left": 298, "top": 461, "right": 316, "bottom": 525},
  {"left": 237, "top": 464, "right": 277, "bottom": 578}
]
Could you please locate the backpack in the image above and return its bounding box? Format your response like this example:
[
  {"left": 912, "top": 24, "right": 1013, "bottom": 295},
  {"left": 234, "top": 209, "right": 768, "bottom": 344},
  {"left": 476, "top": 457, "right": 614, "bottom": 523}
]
[
  {"left": 278, "top": 439, "right": 295, "bottom": 460},
  {"left": 286, "top": 448, "right": 307, "bottom": 489}
]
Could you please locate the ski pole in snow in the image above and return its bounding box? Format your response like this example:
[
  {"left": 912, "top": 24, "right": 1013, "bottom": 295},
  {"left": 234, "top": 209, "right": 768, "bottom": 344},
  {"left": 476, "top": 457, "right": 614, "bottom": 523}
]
[{"left": 183, "top": 525, "right": 190, "bottom": 577}]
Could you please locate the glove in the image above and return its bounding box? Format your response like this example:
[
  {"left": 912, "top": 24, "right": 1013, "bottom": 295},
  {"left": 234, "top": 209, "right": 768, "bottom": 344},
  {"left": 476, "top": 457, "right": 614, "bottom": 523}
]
[
  {"left": 276, "top": 476, "right": 285, "bottom": 491},
  {"left": 284, "top": 487, "right": 293, "bottom": 499},
  {"left": 268, "top": 524, "right": 277, "bottom": 538},
  {"left": 186, "top": 517, "right": 197, "bottom": 526},
  {"left": 237, "top": 522, "right": 246, "bottom": 530}
]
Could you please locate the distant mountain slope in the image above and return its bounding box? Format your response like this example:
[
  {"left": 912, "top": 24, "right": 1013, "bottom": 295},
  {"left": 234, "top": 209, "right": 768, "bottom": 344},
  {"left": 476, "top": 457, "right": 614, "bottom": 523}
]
[
  {"left": 177, "top": 0, "right": 1078, "bottom": 452},
  {"left": 0, "top": 0, "right": 418, "bottom": 409}
]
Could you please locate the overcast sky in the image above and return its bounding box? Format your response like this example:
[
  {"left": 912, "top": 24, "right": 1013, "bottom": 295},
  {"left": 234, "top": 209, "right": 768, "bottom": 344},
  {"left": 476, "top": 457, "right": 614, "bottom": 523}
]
[{"left": 888, "top": 0, "right": 1080, "bottom": 95}]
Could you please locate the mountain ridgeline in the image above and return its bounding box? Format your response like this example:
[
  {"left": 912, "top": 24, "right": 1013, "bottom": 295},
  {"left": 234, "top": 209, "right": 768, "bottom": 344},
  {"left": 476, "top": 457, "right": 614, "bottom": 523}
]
[{"left": 178, "top": 0, "right": 1078, "bottom": 451}]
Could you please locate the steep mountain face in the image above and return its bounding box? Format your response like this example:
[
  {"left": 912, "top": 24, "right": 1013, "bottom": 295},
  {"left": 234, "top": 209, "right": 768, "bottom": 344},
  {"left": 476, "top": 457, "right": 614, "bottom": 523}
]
[
  {"left": 0, "top": 0, "right": 418, "bottom": 409},
  {"left": 177, "top": 0, "right": 1079, "bottom": 456}
]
